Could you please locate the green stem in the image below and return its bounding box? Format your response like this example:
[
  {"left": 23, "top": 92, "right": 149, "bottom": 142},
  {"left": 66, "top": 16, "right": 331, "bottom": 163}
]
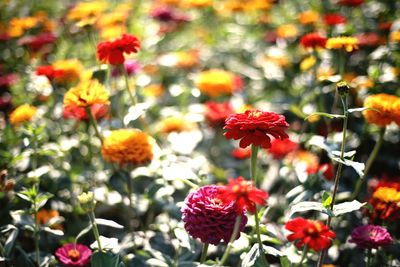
[
  {"left": 124, "top": 169, "right": 134, "bottom": 231},
  {"left": 89, "top": 211, "right": 102, "bottom": 252},
  {"left": 317, "top": 96, "right": 348, "bottom": 267},
  {"left": 120, "top": 65, "right": 137, "bottom": 105},
  {"left": 250, "top": 145, "right": 269, "bottom": 266},
  {"left": 200, "top": 243, "right": 209, "bottom": 263},
  {"left": 33, "top": 199, "right": 40, "bottom": 266},
  {"left": 298, "top": 246, "right": 308, "bottom": 266},
  {"left": 367, "top": 248, "right": 372, "bottom": 267},
  {"left": 250, "top": 145, "right": 259, "bottom": 186},
  {"left": 0, "top": 241, "right": 5, "bottom": 257},
  {"left": 219, "top": 216, "right": 242, "bottom": 267},
  {"left": 85, "top": 106, "right": 103, "bottom": 144},
  {"left": 352, "top": 127, "right": 386, "bottom": 200}
]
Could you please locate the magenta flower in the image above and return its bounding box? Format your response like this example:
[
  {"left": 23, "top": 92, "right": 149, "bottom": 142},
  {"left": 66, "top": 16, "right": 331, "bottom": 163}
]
[
  {"left": 181, "top": 185, "right": 247, "bottom": 245},
  {"left": 349, "top": 225, "right": 393, "bottom": 249},
  {"left": 55, "top": 243, "right": 92, "bottom": 267},
  {"left": 111, "top": 59, "right": 141, "bottom": 77}
]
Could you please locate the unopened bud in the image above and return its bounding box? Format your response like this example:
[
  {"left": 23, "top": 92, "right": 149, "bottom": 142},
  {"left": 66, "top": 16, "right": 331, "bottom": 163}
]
[{"left": 336, "top": 81, "right": 350, "bottom": 97}]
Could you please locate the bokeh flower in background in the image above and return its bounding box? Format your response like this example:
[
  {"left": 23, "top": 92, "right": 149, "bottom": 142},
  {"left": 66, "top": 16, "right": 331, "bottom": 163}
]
[
  {"left": 9, "top": 104, "right": 37, "bottom": 125},
  {"left": 349, "top": 225, "right": 392, "bottom": 249}
]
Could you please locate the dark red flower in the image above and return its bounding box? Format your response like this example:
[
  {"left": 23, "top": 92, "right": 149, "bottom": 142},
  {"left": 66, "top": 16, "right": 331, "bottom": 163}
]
[
  {"left": 300, "top": 33, "right": 327, "bottom": 49},
  {"left": 96, "top": 34, "right": 141, "bottom": 65},
  {"left": 338, "top": 0, "right": 364, "bottom": 6},
  {"left": 63, "top": 103, "right": 108, "bottom": 122},
  {"left": 218, "top": 177, "right": 268, "bottom": 214},
  {"left": 285, "top": 217, "right": 336, "bottom": 251},
  {"left": 181, "top": 185, "right": 247, "bottom": 245},
  {"left": 267, "top": 138, "right": 298, "bottom": 159},
  {"left": 55, "top": 243, "right": 92, "bottom": 267},
  {"left": 356, "top": 32, "right": 383, "bottom": 47},
  {"left": 0, "top": 73, "right": 18, "bottom": 89},
  {"left": 231, "top": 147, "right": 252, "bottom": 160},
  {"left": 224, "top": 109, "right": 289, "bottom": 149},
  {"left": 204, "top": 101, "right": 234, "bottom": 127},
  {"left": 18, "top": 32, "right": 56, "bottom": 52},
  {"left": 36, "top": 65, "right": 64, "bottom": 81},
  {"left": 323, "top": 13, "right": 346, "bottom": 26},
  {"left": 378, "top": 22, "right": 393, "bottom": 32}
]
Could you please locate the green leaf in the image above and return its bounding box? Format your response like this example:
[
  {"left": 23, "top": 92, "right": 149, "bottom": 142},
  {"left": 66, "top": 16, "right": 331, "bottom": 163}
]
[
  {"left": 330, "top": 156, "right": 365, "bottom": 177},
  {"left": 16, "top": 193, "right": 32, "bottom": 202},
  {"left": 241, "top": 244, "right": 265, "bottom": 267},
  {"left": 35, "top": 193, "right": 53, "bottom": 210},
  {"left": 280, "top": 256, "right": 291, "bottom": 267},
  {"left": 333, "top": 201, "right": 366, "bottom": 216},
  {"left": 95, "top": 218, "right": 124, "bottom": 229},
  {"left": 288, "top": 201, "right": 326, "bottom": 217},
  {"left": 304, "top": 112, "right": 345, "bottom": 121},
  {"left": 348, "top": 107, "right": 380, "bottom": 114},
  {"left": 2, "top": 225, "right": 18, "bottom": 257},
  {"left": 91, "top": 251, "right": 121, "bottom": 267},
  {"left": 322, "top": 192, "right": 332, "bottom": 208},
  {"left": 75, "top": 224, "right": 93, "bottom": 243}
]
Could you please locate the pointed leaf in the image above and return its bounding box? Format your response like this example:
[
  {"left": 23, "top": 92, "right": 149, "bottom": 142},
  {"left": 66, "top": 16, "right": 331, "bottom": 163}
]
[
  {"left": 75, "top": 224, "right": 93, "bottom": 243},
  {"left": 95, "top": 218, "right": 124, "bottom": 229},
  {"left": 305, "top": 112, "right": 345, "bottom": 121},
  {"left": 333, "top": 201, "right": 366, "bottom": 216},
  {"left": 348, "top": 107, "right": 380, "bottom": 114},
  {"left": 322, "top": 192, "right": 332, "bottom": 208}
]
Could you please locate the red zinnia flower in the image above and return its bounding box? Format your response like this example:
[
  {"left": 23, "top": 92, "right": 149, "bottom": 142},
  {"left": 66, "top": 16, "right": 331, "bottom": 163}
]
[
  {"left": 231, "top": 147, "right": 252, "bottom": 160},
  {"left": 96, "top": 34, "right": 141, "bottom": 65},
  {"left": 267, "top": 138, "right": 298, "bottom": 159},
  {"left": 323, "top": 13, "right": 347, "bottom": 26},
  {"left": 224, "top": 109, "right": 289, "bottom": 149},
  {"left": 300, "top": 33, "right": 327, "bottom": 49},
  {"left": 285, "top": 217, "right": 336, "bottom": 251},
  {"left": 18, "top": 32, "right": 56, "bottom": 53},
  {"left": 36, "top": 65, "right": 64, "bottom": 81},
  {"left": 218, "top": 177, "right": 268, "bottom": 214},
  {"left": 338, "top": 0, "right": 364, "bottom": 6},
  {"left": 204, "top": 101, "right": 234, "bottom": 127},
  {"left": 63, "top": 103, "right": 108, "bottom": 122}
]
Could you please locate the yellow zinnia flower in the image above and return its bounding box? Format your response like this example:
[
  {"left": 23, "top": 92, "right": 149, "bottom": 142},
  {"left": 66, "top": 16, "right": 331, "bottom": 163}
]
[
  {"left": 53, "top": 59, "right": 84, "bottom": 84},
  {"left": 326, "top": 36, "right": 359, "bottom": 52},
  {"left": 9, "top": 104, "right": 37, "bottom": 125},
  {"left": 157, "top": 117, "right": 196, "bottom": 134},
  {"left": 373, "top": 187, "right": 400, "bottom": 203},
  {"left": 276, "top": 24, "right": 298, "bottom": 39},
  {"left": 101, "top": 129, "right": 154, "bottom": 166},
  {"left": 195, "top": 69, "right": 237, "bottom": 98},
  {"left": 362, "top": 93, "right": 399, "bottom": 127},
  {"left": 300, "top": 56, "right": 316, "bottom": 71},
  {"left": 64, "top": 79, "right": 110, "bottom": 108},
  {"left": 7, "top": 17, "right": 39, "bottom": 37},
  {"left": 67, "top": 1, "right": 108, "bottom": 27}
]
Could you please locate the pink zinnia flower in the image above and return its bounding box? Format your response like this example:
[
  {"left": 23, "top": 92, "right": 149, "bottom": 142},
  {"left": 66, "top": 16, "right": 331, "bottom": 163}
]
[
  {"left": 181, "top": 185, "right": 247, "bottom": 245},
  {"left": 55, "top": 243, "right": 92, "bottom": 267},
  {"left": 111, "top": 59, "right": 141, "bottom": 77},
  {"left": 349, "top": 225, "right": 393, "bottom": 249}
]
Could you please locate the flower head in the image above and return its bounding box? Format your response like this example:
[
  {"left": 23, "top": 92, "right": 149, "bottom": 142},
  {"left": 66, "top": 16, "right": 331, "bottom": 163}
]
[
  {"left": 326, "top": 37, "right": 359, "bottom": 52},
  {"left": 323, "top": 14, "right": 346, "bottom": 26},
  {"left": 181, "top": 185, "right": 247, "bottom": 245},
  {"left": 64, "top": 79, "right": 110, "bottom": 108},
  {"left": 195, "top": 69, "right": 238, "bottom": 98},
  {"left": 97, "top": 34, "right": 140, "bottom": 65},
  {"left": 362, "top": 93, "right": 399, "bottom": 127},
  {"left": 52, "top": 59, "right": 84, "bottom": 84},
  {"left": 9, "top": 104, "right": 37, "bottom": 125},
  {"left": 367, "top": 186, "right": 400, "bottom": 222},
  {"left": 101, "top": 129, "right": 153, "bottom": 166},
  {"left": 63, "top": 103, "right": 108, "bottom": 122},
  {"left": 285, "top": 217, "right": 336, "bottom": 251},
  {"left": 157, "top": 116, "right": 196, "bottom": 133},
  {"left": 111, "top": 59, "right": 141, "bottom": 77},
  {"left": 338, "top": 0, "right": 363, "bottom": 6},
  {"left": 349, "top": 225, "right": 392, "bottom": 249},
  {"left": 224, "top": 109, "right": 289, "bottom": 149},
  {"left": 218, "top": 177, "right": 268, "bottom": 214},
  {"left": 67, "top": 1, "right": 107, "bottom": 27},
  {"left": 204, "top": 101, "right": 234, "bottom": 127},
  {"left": 300, "top": 33, "right": 327, "bottom": 49},
  {"left": 267, "top": 138, "right": 298, "bottom": 159},
  {"left": 36, "top": 65, "right": 64, "bottom": 81},
  {"left": 55, "top": 243, "right": 92, "bottom": 267},
  {"left": 298, "top": 10, "right": 319, "bottom": 25}
]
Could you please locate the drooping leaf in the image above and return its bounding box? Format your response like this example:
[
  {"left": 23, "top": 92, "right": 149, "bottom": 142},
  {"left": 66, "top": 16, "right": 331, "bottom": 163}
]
[
  {"left": 333, "top": 201, "right": 366, "bottom": 216},
  {"left": 95, "top": 218, "right": 124, "bottom": 229},
  {"left": 304, "top": 112, "right": 345, "bottom": 121},
  {"left": 3, "top": 225, "right": 18, "bottom": 257},
  {"left": 75, "top": 223, "right": 93, "bottom": 243},
  {"left": 348, "top": 107, "right": 380, "bottom": 114}
]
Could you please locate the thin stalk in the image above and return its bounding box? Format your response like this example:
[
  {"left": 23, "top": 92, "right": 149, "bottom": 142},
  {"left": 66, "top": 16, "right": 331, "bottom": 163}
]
[
  {"left": 352, "top": 127, "right": 386, "bottom": 200},
  {"left": 33, "top": 199, "right": 40, "bottom": 266},
  {"left": 85, "top": 106, "right": 103, "bottom": 144},
  {"left": 367, "top": 248, "right": 372, "bottom": 267},
  {"left": 250, "top": 145, "right": 269, "bottom": 266},
  {"left": 298, "top": 246, "right": 308, "bottom": 266},
  {"left": 219, "top": 216, "right": 242, "bottom": 267},
  {"left": 317, "top": 96, "right": 348, "bottom": 267},
  {"left": 120, "top": 65, "right": 137, "bottom": 105},
  {"left": 124, "top": 170, "right": 134, "bottom": 232},
  {"left": 0, "top": 241, "right": 5, "bottom": 257},
  {"left": 88, "top": 211, "right": 102, "bottom": 252},
  {"left": 200, "top": 243, "right": 209, "bottom": 263}
]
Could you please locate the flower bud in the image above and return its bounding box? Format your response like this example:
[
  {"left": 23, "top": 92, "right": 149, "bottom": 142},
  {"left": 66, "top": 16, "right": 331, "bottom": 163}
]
[
  {"left": 336, "top": 81, "right": 350, "bottom": 97},
  {"left": 78, "top": 192, "right": 95, "bottom": 211}
]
